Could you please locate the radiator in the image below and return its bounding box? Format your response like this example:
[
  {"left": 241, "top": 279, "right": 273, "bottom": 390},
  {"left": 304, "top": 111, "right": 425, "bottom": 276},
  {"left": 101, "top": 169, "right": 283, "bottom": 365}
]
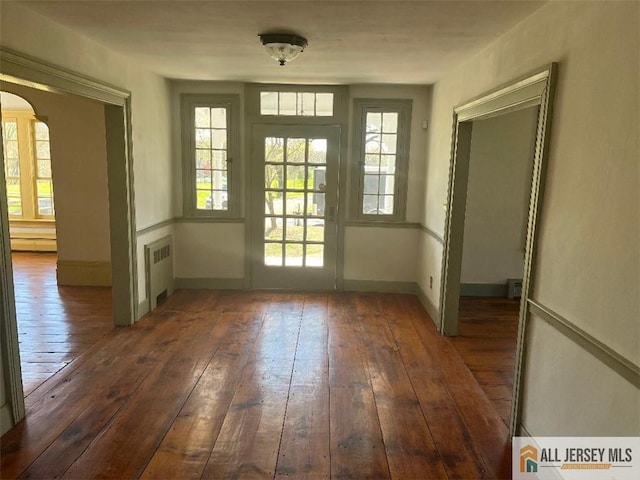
[{"left": 144, "top": 236, "right": 174, "bottom": 311}]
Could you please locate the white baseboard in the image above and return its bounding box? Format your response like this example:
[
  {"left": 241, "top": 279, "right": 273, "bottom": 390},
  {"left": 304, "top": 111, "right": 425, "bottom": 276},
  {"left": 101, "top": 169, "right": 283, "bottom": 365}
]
[{"left": 10, "top": 238, "right": 57, "bottom": 252}]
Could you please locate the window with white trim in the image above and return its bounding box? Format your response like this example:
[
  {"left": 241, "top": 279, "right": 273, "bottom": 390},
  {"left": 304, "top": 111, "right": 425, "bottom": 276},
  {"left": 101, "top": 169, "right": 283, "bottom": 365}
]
[
  {"left": 351, "top": 99, "right": 412, "bottom": 221},
  {"left": 2, "top": 113, "right": 54, "bottom": 219},
  {"left": 181, "top": 94, "right": 240, "bottom": 217}
]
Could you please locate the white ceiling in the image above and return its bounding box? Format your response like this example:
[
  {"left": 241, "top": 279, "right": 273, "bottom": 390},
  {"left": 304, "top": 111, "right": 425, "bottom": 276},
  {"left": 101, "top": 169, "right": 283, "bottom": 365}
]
[{"left": 20, "top": 0, "right": 546, "bottom": 84}]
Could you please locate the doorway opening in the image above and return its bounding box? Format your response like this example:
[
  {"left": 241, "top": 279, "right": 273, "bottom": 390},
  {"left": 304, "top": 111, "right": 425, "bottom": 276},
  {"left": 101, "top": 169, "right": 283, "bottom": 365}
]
[
  {"left": 439, "top": 65, "right": 558, "bottom": 435},
  {"left": 1, "top": 87, "right": 115, "bottom": 398},
  {"left": 0, "top": 48, "right": 137, "bottom": 433},
  {"left": 449, "top": 106, "right": 539, "bottom": 426}
]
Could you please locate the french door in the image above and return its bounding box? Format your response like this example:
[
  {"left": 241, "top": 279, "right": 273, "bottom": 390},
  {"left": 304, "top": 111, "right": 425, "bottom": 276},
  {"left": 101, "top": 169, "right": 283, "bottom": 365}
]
[{"left": 251, "top": 124, "right": 340, "bottom": 289}]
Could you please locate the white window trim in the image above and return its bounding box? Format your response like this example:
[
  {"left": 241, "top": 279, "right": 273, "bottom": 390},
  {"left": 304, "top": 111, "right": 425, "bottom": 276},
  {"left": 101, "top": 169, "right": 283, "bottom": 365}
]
[
  {"left": 181, "top": 94, "right": 241, "bottom": 218},
  {"left": 350, "top": 98, "right": 412, "bottom": 222}
]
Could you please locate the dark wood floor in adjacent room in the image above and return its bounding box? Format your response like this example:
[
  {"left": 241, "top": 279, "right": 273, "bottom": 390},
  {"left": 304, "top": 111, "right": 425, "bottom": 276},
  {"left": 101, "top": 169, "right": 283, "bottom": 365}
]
[
  {"left": 2, "top": 256, "right": 514, "bottom": 480},
  {"left": 11, "top": 252, "right": 113, "bottom": 396},
  {"left": 451, "top": 297, "right": 520, "bottom": 426}
]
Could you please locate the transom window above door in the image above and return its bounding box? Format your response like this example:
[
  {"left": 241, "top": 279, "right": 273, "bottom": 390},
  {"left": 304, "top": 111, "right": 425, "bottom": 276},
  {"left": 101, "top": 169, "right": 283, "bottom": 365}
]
[{"left": 260, "top": 91, "right": 333, "bottom": 117}]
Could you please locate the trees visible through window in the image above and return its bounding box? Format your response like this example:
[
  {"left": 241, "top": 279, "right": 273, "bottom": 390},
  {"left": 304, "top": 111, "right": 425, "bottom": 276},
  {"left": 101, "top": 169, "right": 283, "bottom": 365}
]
[
  {"left": 2, "top": 114, "right": 54, "bottom": 219},
  {"left": 181, "top": 94, "right": 240, "bottom": 217},
  {"left": 351, "top": 99, "right": 412, "bottom": 221}
]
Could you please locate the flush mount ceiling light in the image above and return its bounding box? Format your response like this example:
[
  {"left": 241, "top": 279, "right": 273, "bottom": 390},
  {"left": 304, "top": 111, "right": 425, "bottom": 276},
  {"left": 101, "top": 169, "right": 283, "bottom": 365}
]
[{"left": 259, "top": 33, "right": 308, "bottom": 66}]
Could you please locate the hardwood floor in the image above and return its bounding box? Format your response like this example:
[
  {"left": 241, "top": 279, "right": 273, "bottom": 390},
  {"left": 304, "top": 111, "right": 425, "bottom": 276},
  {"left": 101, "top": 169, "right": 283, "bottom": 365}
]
[
  {"left": 450, "top": 297, "right": 520, "bottom": 427},
  {"left": 2, "top": 257, "right": 513, "bottom": 479},
  {"left": 10, "top": 252, "right": 113, "bottom": 397}
]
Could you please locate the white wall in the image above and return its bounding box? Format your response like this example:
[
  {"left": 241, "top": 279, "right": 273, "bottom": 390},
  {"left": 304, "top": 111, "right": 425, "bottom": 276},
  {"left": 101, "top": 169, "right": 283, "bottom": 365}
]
[
  {"left": 460, "top": 107, "right": 538, "bottom": 285},
  {"left": 344, "top": 227, "right": 418, "bottom": 283},
  {"left": 1, "top": 82, "right": 111, "bottom": 264},
  {"left": 420, "top": 1, "right": 639, "bottom": 434},
  {"left": 1, "top": 2, "right": 174, "bottom": 302},
  {"left": 169, "top": 81, "right": 246, "bottom": 281},
  {"left": 344, "top": 85, "right": 429, "bottom": 283}
]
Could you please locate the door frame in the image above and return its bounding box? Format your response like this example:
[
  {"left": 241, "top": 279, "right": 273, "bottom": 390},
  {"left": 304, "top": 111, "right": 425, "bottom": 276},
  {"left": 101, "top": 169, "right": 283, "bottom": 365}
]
[
  {"left": 243, "top": 84, "right": 350, "bottom": 289},
  {"left": 250, "top": 123, "right": 341, "bottom": 290},
  {"left": 0, "top": 47, "right": 138, "bottom": 429},
  {"left": 438, "top": 64, "right": 558, "bottom": 435}
]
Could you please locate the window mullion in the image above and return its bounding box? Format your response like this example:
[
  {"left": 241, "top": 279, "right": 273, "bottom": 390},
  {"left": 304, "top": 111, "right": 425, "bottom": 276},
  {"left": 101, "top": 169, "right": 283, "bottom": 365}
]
[{"left": 17, "top": 116, "right": 36, "bottom": 219}]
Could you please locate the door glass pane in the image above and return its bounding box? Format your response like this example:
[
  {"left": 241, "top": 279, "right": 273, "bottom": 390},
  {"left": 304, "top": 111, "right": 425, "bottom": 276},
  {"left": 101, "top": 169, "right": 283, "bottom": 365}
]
[
  {"left": 265, "top": 137, "right": 284, "bottom": 162},
  {"left": 285, "top": 243, "right": 303, "bottom": 266},
  {"left": 286, "top": 165, "right": 305, "bottom": 190},
  {"left": 309, "top": 192, "right": 325, "bottom": 216},
  {"left": 285, "top": 193, "right": 303, "bottom": 216},
  {"left": 285, "top": 218, "right": 304, "bottom": 241},
  {"left": 306, "top": 219, "right": 324, "bottom": 242},
  {"left": 306, "top": 245, "right": 324, "bottom": 267},
  {"left": 265, "top": 191, "right": 283, "bottom": 215},
  {"left": 308, "top": 139, "right": 327, "bottom": 164},
  {"left": 265, "top": 217, "right": 283, "bottom": 241},
  {"left": 265, "top": 243, "right": 283, "bottom": 266},
  {"left": 261, "top": 132, "right": 331, "bottom": 271},
  {"left": 286, "top": 138, "right": 306, "bottom": 163}
]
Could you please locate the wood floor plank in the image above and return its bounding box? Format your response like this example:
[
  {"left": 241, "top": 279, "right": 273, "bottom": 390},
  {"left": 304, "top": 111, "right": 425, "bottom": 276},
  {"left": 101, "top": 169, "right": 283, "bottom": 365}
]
[
  {"left": 60, "top": 308, "right": 232, "bottom": 479},
  {"left": 403, "top": 295, "right": 512, "bottom": 479},
  {"left": 354, "top": 294, "right": 448, "bottom": 480},
  {"left": 451, "top": 296, "right": 519, "bottom": 428},
  {"left": 201, "top": 296, "right": 304, "bottom": 480},
  {"left": 275, "top": 294, "right": 330, "bottom": 479},
  {"left": 1, "top": 312, "right": 188, "bottom": 478},
  {"left": 380, "top": 294, "right": 492, "bottom": 479},
  {"left": 140, "top": 310, "right": 266, "bottom": 480},
  {"left": 327, "top": 294, "right": 390, "bottom": 480}
]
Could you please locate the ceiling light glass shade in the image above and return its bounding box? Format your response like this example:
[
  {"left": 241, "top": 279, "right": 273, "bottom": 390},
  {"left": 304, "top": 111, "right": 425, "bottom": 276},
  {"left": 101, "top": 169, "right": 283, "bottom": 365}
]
[{"left": 259, "top": 33, "right": 308, "bottom": 66}]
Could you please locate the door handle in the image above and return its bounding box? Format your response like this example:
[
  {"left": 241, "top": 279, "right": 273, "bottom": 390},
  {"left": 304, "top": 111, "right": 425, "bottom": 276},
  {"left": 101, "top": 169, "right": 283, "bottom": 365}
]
[{"left": 327, "top": 206, "right": 336, "bottom": 222}]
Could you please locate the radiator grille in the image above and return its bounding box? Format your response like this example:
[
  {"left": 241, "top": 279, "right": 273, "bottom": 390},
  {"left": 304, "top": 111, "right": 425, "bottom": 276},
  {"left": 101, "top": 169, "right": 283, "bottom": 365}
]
[{"left": 145, "top": 236, "right": 174, "bottom": 313}]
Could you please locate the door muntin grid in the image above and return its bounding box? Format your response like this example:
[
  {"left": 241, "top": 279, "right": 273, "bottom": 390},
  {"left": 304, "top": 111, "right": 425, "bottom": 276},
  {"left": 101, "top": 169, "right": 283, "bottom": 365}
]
[{"left": 263, "top": 136, "right": 328, "bottom": 268}]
